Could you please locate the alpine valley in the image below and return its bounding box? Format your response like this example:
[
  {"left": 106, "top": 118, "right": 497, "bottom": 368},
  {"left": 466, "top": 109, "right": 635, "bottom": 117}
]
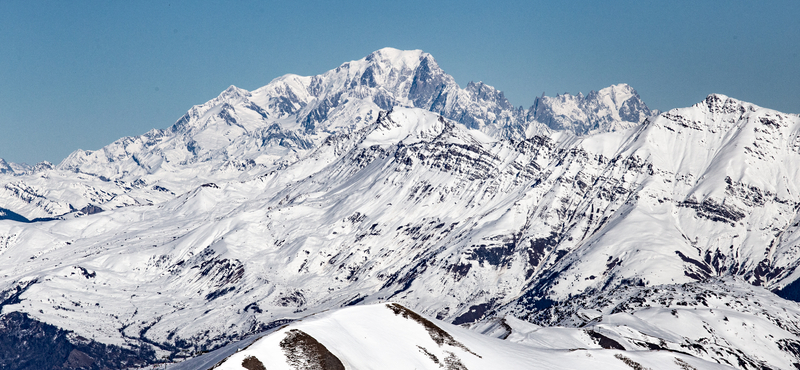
[{"left": 2, "top": 48, "right": 800, "bottom": 370}]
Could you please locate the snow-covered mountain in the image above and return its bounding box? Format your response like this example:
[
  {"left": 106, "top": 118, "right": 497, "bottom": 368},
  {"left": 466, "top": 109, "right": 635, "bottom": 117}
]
[
  {"left": 499, "top": 278, "right": 800, "bottom": 369},
  {"left": 1, "top": 49, "right": 799, "bottom": 370},
  {"left": 529, "top": 83, "right": 657, "bottom": 135},
  {"left": 0, "top": 159, "right": 30, "bottom": 175},
  {"left": 0, "top": 48, "right": 651, "bottom": 221}
]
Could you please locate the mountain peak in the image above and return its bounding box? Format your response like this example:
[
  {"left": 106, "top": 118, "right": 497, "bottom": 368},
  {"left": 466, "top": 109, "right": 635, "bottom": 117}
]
[
  {"left": 365, "top": 47, "right": 430, "bottom": 68},
  {"left": 587, "top": 83, "right": 638, "bottom": 105},
  {"left": 530, "top": 83, "right": 653, "bottom": 135},
  {"left": 0, "top": 158, "right": 33, "bottom": 175},
  {"left": 222, "top": 84, "right": 250, "bottom": 96},
  {"left": 216, "top": 85, "right": 252, "bottom": 104},
  {"left": 608, "top": 82, "right": 635, "bottom": 92},
  {"left": 699, "top": 93, "right": 758, "bottom": 115}
]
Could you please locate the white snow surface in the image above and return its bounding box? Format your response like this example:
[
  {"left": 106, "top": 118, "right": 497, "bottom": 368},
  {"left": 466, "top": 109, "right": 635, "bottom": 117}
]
[{"left": 209, "top": 303, "right": 731, "bottom": 370}]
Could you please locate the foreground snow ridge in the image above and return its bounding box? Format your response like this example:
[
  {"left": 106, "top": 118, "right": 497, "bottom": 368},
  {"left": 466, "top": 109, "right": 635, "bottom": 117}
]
[{"left": 211, "top": 303, "right": 728, "bottom": 370}]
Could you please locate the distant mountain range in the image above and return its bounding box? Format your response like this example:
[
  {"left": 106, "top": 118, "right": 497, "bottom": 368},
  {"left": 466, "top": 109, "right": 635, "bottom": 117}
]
[{"left": 1, "top": 48, "right": 799, "bottom": 370}]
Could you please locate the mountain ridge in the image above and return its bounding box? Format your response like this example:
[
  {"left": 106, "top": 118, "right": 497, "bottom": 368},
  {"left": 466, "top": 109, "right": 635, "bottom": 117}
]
[{"left": 1, "top": 49, "right": 799, "bottom": 369}]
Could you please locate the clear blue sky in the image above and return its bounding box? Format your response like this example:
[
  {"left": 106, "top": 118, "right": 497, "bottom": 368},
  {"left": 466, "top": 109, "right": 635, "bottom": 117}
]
[{"left": 2, "top": 0, "right": 798, "bottom": 164}]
